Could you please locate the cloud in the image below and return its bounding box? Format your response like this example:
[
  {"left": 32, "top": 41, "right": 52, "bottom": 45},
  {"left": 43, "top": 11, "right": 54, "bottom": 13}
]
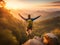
[
  {"left": 41, "top": 1, "right": 60, "bottom": 8},
  {"left": 50, "top": 1, "right": 60, "bottom": 6},
  {"left": 51, "top": 1, "right": 60, "bottom": 3}
]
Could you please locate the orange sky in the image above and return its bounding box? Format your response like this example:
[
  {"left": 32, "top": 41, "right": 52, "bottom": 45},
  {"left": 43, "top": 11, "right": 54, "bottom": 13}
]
[{"left": 4, "top": 0, "right": 60, "bottom": 9}]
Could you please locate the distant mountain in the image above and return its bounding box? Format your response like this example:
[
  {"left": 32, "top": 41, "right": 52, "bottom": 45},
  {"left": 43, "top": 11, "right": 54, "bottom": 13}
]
[
  {"left": 17, "top": 9, "right": 60, "bottom": 21},
  {"left": 0, "top": 7, "right": 27, "bottom": 45},
  {"left": 45, "top": 11, "right": 60, "bottom": 19},
  {"left": 33, "top": 16, "right": 60, "bottom": 34},
  {"left": 32, "top": 10, "right": 60, "bottom": 21}
]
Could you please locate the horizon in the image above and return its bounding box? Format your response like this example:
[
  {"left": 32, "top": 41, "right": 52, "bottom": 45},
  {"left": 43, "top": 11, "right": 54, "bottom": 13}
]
[
  {"left": 2, "top": 0, "right": 60, "bottom": 21},
  {"left": 4, "top": 0, "right": 60, "bottom": 9}
]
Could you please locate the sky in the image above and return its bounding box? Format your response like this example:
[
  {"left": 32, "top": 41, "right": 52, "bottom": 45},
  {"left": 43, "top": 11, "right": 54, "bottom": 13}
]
[
  {"left": 4, "top": 0, "right": 60, "bottom": 9},
  {"left": 3, "top": 0, "right": 60, "bottom": 20},
  {"left": 5, "top": 0, "right": 60, "bottom": 3}
]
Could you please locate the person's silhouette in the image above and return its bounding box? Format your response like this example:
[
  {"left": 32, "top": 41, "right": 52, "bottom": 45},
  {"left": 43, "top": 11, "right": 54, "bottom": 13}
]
[{"left": 19, "top": 14, "right": 41, "bottom": 35}]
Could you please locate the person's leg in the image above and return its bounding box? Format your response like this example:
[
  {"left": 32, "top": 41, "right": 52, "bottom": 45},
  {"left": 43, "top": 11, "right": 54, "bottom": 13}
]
[
  {"left": 26, "top": 26, "right": 32, "bottom": 36},
  {"left": 26, "top": 29, "right": 32, "bottom": 36},
  {"left": 29, "top": 29, "right": 32, "bottom": 34},
  {"left": 26, "top": 28, "right": 30, "bottom": 36}
]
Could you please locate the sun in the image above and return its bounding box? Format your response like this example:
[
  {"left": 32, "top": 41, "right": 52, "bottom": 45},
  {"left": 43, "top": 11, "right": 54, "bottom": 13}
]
[
  {"left": 5, "top": 1, "right": 26, "bottom": 9},
  {"left": 5, "top": 3, "right": 17, "bottom": 9}
]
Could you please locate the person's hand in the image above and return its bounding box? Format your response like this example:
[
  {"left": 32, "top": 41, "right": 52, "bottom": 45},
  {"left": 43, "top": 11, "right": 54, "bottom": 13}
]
[
  {"left": 40, "top": 15, "right": 41, "bottom": 16},
  {"left": 18, "top": 13, "right": 20, "bottom": 15},
  {"left": 38, "top": 15, "right": 41, "bottom": 17},
  {"left": 18, "top": 13, "right": 21, "bottom": 16}
]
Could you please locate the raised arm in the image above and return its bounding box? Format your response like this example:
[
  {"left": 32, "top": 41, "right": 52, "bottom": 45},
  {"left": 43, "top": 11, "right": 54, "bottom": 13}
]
[
  {"left": 19, "top": 13, "right": 27, "bottom": 21},
  {"left": 32, "top": 15, "right": 41, "bottom": 21}
]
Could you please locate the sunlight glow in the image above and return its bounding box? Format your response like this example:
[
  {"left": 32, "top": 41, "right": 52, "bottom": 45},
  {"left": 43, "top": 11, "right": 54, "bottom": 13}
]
[
  {"left": 4, "top": 0, "right": 60, "bottom": 10},
  {"left": 5, "top": 1, "right": 28, "bottom": 9}
]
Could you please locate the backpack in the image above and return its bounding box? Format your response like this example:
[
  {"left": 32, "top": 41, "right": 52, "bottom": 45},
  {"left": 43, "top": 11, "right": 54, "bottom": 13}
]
[{"left": 27, "top": 19, "right": 33, "bottom": 28}]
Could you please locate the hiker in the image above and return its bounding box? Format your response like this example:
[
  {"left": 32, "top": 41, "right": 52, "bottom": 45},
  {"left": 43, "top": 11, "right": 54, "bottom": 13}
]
[
  {"left": 19, "top": 14, "right": 41, "bottom": 35},
  {"left": 42, "top": 33, "right": 60, "bottom": 45}
]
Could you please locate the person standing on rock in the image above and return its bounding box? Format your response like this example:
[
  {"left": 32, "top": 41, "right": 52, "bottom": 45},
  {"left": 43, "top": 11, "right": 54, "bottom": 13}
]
[{"left": 19, "top": 14, "right": 41, "bottom": 35}]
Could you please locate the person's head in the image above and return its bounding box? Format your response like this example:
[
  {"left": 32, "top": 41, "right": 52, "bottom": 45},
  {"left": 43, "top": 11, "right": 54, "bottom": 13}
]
[{"left": 28, "top": 14, "right": 31, "bottom": 19}]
